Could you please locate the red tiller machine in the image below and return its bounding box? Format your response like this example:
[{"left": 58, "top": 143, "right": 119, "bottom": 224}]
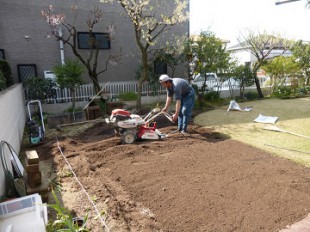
[{"left": 105, "top": 108, "right": 173, "bottom": 144}]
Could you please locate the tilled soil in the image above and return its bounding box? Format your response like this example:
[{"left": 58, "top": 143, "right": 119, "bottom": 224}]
[{"left": 33, "top": 115, "right": 310, "bottom": 232}]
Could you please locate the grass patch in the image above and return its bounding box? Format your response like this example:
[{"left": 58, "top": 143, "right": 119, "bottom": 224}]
[{"left": 194, "top": 97, "right": 310, "bottom": 167}]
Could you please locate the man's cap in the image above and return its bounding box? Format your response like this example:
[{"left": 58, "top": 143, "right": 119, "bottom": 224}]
[{"left": 159, "top": 74, "right": 172, "bottom": 82}]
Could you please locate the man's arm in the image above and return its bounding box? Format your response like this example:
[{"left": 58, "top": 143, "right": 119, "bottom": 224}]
[
  {"left": 162, "top": 96, "right": 173, "bottom": 112},
  {"left": 172, "top": 100, "right": 181, "bottom": 122}
]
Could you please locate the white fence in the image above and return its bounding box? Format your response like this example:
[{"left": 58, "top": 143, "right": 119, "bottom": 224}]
[
  {"left": 41, "top": 78, "right": 267, "bottom": 104},
  {"left": 45, "top": 81, "right": 166, "bottom": 104}
]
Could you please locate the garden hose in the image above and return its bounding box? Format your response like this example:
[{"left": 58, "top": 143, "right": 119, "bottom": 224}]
[{"left": 0, "top": 141, "right": 26, "bottom": 200}]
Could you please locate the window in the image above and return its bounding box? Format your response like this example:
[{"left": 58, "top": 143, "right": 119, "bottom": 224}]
[
  {"left": 17, "top": 64, "right": 37, "bottom": 83},
  {"left": 0, "top": 49, "right": 5, "bottom": 60},
  {"left": 154, "top": 61, "right": 167, "bottom": 75},
  {"left": 245, "top": 62, "right": 251, "bottom": 68},
  {"left": 77, "top": 32, "right": 111, "bottom": 49}
]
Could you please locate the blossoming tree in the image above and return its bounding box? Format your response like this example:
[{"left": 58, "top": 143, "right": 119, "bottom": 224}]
[
  {"left": 102, "top": 0, "right": 189, "bottom": 109},
  {"left": 42, "top": 4, "right": 119, "bottom": 93}
]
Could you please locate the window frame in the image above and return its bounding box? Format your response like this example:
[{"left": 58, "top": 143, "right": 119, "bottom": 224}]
[
  {"left": 77, "top": 32, "right": 111, "bottom": 50},
  {"left": 0, "top": 49, "right": 5, "bottom": 60},
  {"left": 154, "top": 60, "right": 167, "bottom": 75},
  {"left": 17, "top": 64, "right": 37, "bottom": 83}
]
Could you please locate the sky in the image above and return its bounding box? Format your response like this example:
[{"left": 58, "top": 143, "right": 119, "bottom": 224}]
[{"left": 190, "top": 0, "right": 310, "bottom": 45}]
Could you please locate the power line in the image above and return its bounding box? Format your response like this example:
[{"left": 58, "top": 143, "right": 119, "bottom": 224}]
[{"left": 275, "top": 0, "right": 302, "bottom": 5}]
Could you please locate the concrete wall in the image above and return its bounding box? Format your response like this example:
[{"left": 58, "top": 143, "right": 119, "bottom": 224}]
[{"left": 0, "top": 84, "right": 27, "bottom": 197}]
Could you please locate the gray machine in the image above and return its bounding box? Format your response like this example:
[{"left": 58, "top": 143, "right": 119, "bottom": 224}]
[{"left": 26, "top": 100, "right": 45, "bottom": 145}]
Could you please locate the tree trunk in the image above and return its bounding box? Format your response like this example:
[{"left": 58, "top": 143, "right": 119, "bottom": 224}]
[
  {"left": 93, "top": 81, "right": 101, "bottom": 94},
  {"left": 136, "top": 50, "right": 148, "bottom": 110},
  {"left": 88, "top": 72, "right": 101, "bottom": 93},
  {"left": 71, "top": 89, "right": 76, "bottom": 110},
  {"left": 240, "top": 84, "right": 244, "bottom": 99},
  {"left": 136, "top": 79, "right": 143, "bottom": 110},
  {"left": 254, "top": 74, "right": 264, "bottom": 98},
  {"left": 306, "top": 76, "right": 310, "bottom": 86}
]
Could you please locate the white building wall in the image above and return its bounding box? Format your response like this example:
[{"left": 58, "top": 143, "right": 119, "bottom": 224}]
[
  {"left": 229, "top": 47, "right": 293, "bottom": 66},
  {"left": 0, "top": 84, "right": 26, "bottom": 197},
  {"left": 230, "top": 49, "right": 256, "bottom": 65}
]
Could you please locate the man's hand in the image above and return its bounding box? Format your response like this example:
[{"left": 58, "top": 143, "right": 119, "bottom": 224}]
[
  {"left": 172, "top": 113, "right": 178, "bottom": 122},
  {"left": 162, "top": 107, "right": 168, "bottom": 113}
]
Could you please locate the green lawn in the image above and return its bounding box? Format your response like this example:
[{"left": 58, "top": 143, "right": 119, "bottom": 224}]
[{"left": 194, "top": 97, "right": 310, "bottom": 167}]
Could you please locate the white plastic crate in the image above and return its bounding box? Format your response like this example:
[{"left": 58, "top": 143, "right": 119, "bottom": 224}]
[{"left": 0, "top": 194, "right": 47, "bottom": 232}]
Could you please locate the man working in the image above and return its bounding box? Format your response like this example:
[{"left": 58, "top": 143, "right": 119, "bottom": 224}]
[{"left": 159, "top": 74, "right": 195, "bottom": 134}]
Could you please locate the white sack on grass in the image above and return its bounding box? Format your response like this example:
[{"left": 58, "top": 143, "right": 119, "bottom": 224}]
[
  {"left": 254, "top": 114, "right": 278, "bottom": 124},
  {"left": 227, "top": 100, "right": 252, "bottom": 112}
]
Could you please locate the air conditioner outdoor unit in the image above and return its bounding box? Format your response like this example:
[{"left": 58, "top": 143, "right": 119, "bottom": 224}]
[{"left": 43, "top": 70, "right": 56, "bottom": 82}]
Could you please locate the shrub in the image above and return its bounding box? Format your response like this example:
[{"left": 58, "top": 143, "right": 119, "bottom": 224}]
[
  {"left": 0, "top": 59, "right": 13, "bottom": 87},
  {"left": 53, "top": 59, "right": 85, "bottom": 110},
  {"left": 244, "top": 91, "right": 259, "bottom": 100},
  {"left": 203, "top": 90, "right": 221, "bottom": 103},
  {"left": 0, "top": 70, "right": 6, "bottom": 91},
  {"left": 194, "top": 90, "right": 222, "bottom": 109},
  {"left": 119, "top": 91, "right": 138, "bottom": 101},
  {"left": 24, "top": 77, "right": 57, "bottom": 101},
  {"left": 298, "top": 87, "right": 307, "bottom": 96},
  {"left": 272, "top": 86, "right": 292, "bottom": 99},
  {"left": 53, "top": 60, "right": 85, "bottom": 90},
  {"left": 65, "top": 106, "right": 82, "bottom": 113},
  {"left": 195, "top": 93, "right": 205, "bottom": 109}
]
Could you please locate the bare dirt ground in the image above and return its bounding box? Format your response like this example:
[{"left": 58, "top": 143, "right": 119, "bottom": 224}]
[{"left": 32, "top": 112, "right": 310, "bottom": 232}]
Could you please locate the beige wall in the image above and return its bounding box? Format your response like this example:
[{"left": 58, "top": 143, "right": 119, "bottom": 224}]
[{"left": 0, "top": 84, "right": 26, "bottom": 197}]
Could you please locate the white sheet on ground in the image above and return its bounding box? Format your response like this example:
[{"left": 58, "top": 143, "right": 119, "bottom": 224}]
[
  {"left": 227, "top": 100, "right": 252, "bottom": 112},
  {"left": 254, "top": 114, "right": 278, "bottom": 124}
]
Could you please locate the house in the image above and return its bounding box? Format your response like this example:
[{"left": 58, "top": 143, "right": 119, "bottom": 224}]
[
  {"left": 227, "top": 41, "right": 292, "bottom": 67},
  {"left": 227, "top": 41, "right": 293, "bottom": 83},
  {"left": 0, "top": 0, "right": 189, "bottom": 85}
]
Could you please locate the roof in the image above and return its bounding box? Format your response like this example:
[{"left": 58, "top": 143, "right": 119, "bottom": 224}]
[{"left": 190, "top": 34, "right": 230, "bottom": 44}]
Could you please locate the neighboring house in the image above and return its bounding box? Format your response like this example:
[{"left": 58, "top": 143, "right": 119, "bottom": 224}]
[
  {"left": 190, "top": 34, "right": 230, "bottom": 46},
  {"left": 0, "top": 0, "right": 189, "bottom": 85},
  {"left": 227, "top": 42, "right": 293, "bottom": 82},
  {"left": 227, "top": 42, "right": 292, "bottom": 67}
]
